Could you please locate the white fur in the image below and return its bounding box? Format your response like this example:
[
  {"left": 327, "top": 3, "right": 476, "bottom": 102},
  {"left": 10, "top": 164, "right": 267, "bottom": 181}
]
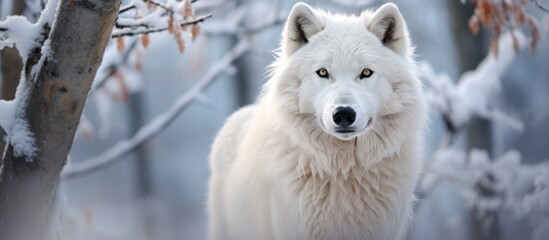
[{"left": 208, "top": 3, "right": 427, "bottom": 240}]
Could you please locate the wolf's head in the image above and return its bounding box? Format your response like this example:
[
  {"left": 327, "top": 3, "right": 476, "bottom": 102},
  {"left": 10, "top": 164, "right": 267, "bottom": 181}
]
[{"left": 267, "top": 2, "right": 422, "bottom": 143}]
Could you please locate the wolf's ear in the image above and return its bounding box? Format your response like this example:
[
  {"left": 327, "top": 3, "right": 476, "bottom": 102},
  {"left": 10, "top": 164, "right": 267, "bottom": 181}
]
[
  {"left": 282, "top": 3, "right": 325, "bottom": 56},
  {"left": 367, "top": 3, "right": 410, "bottom": 57}
]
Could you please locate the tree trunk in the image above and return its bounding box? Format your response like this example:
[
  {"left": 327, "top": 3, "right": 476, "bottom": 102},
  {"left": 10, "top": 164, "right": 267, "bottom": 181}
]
[
  {"left": 128, "top": 91, "right": 156, "bottom": 239},
  {"left": 0, "top": 0, "right": 121, "bottom": 239},
  {"left": 449, "top": 1, "right": 499, "bottom": 240}
]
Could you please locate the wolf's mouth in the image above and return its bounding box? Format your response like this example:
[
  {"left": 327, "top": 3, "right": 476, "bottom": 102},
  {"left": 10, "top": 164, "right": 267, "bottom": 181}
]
[{"left": 335, "top": 128, "right": 355, "bottom": 133}]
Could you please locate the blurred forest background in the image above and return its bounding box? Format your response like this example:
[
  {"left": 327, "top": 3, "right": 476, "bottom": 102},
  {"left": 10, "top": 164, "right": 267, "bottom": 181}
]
[{"left": 1, "top": 0, "right": 549, "bottom": 239}]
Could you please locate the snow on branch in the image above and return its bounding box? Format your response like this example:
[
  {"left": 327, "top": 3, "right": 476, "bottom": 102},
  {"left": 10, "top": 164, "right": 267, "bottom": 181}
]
[
  {"left": 62, "top": 39, "right": 250, "bottom": 179},
  {"left": 420, "top": 148, "right": 549, "bottom": 238},
  {"left": 112, "top": 13, "right": 212, "bottom": 38},
  {"left": 0, "top": 0, "right": 60, "bottom": 162},
  {"left": 0, "top": 0, "right": 58, "bottom": 61},
  {"left": 63, "top": 0, "right": 286, "bottom": 178},
  {"left": 120, "top": 0, "right": 200, "bottom": 14},
  {"left": 418, "top": 28, "right": 549, "bottom": 237},
  {"left": 421, "top": 30, "right": 527, "bottom": 133},
  {"left": 113, "top": 0, "right": 210, "bottom": 53}
]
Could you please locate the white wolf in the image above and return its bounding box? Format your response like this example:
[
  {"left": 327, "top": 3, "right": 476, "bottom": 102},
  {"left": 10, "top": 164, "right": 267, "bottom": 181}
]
[{"left": 208, "top": 2, "right": 427, "bottom": 240}]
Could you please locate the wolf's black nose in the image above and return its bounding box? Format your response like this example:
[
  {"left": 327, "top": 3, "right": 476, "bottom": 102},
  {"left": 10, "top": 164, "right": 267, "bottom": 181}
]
[{"left": 333, "top": 107, "right": 356, "bottom": 128}]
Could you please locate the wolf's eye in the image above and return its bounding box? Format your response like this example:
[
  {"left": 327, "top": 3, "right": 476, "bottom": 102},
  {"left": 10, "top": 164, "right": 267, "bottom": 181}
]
[
  {"left": 316, "top": 68, "right": 329, "bottom": 79},
  {"left": 360, "top": 68, "right": 374, "bottom": 79}
]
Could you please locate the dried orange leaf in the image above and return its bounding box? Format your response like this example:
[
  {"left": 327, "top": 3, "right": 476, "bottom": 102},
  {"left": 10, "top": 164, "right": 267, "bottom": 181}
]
[
  {"left": 167, "top": 14, "right": 174, "bottom": 34},
  {"left": 140, "top": 34, "right": 150, "bottom": 48},
  {"left": 116, "top": 37, "right": 125, "bottom": 53},
  {"left": 510, "top": 30, "right": 520, "bottom": 54},
  {"left": 113, "top": 70, "right": 130, "bottom": 102},
  {"left": 177, "top": 38, "right": 186, "bottom": 53},
  {"left": 526, "top": 15, "right": 540, "bottom": 53},
  {"left": 478, "top": 0, "right": 493, "bottom": 27},
  {"left": 514, "top": 5, "right": 526, "bottom": 24},
  {"left": 84, "top": 208, "right": 93, "bottom": 227},
  {"left": 134, "top": 51, "right": 143, "bottom": 70},
  {"left": 183, "top": 0, "right": 193, "bottom": 19},
  {"left": 469, "top": 15, "right": 480, "bottom": 35},
  {"left": 191, "top": 24, "right": 201, "bottom": 41},
  {"left": 490, "top": 34, "right": 499, "bottom": 57}
]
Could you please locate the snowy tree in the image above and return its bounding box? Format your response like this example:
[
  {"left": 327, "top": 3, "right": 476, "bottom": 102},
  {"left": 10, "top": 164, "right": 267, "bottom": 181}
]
[
  {"left": 417, "top": 1, "right": 549, "bottom": 238},
  {"left": 0, "top": 0, "right": 212, "bottom": 239},
  {"left": 0, "top": 0, "right": 121, "bottom": 239}
]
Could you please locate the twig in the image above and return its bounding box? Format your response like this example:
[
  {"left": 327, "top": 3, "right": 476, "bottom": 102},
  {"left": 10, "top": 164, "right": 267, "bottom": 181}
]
[
  {"left": 115, "top": 21, "right": 150, "bottom": 29},
  {"left": 92, "top": 38, "right": 139, "bottom": 91},
  {"left": 534, "top": 0, "right": 549, "bottom": 14},
  {"left": 62, "top": 39, "right": 250, "bottom": 179},
  {"left": 120, "top": 0, "right": 201, "bottom": 14},
  {"left": 111, "top": 13, "right": 212, "bottom": 38},
  {"left": 119, "top": 4, "right": 135, "bottom": 14},
  {"left": 118, "top": 0, "right": 175, "bottom": 14}
]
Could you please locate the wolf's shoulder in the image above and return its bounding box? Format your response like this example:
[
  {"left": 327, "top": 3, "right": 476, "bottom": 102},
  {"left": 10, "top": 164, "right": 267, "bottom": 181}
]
[{"left": 210, "top": 105, "right": 256, "bottom": 172}]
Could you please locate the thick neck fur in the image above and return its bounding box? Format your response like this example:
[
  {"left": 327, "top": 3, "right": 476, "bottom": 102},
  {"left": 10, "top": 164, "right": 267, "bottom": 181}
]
[{"left": 257, "top": 102, "right": 419, "bottom": 239}]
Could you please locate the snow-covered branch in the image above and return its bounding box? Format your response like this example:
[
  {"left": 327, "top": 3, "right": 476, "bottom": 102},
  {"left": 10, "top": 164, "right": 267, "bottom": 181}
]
[
  {"left": 120, "top": 0, "right": 172, "bottom": 14},
  {"left": 62, "top": 39, "right": 250, "bottom": 179},
  {"left": 417, "top": 25, "right": 549, "bottom": 238},
  {"left": 112, "top": 0, "right": 210, "bottom": 53},
  {"left": 0, "top": 0, "right": 57, "bottom": 61},
  {"left": 421, "top": 148, "right": 548, "bottom": 233},
  {"left": 112, "top": 13, "right": 212, "bottom": 38},
  {"left": 120, "top": 0, "right": 201, "bottom": 14},
  {"left": 64, "top": 0, "right": 286, "bottom": 179},
  {"left": 421, "top": 30, "right": 527, "bottom": 133}
]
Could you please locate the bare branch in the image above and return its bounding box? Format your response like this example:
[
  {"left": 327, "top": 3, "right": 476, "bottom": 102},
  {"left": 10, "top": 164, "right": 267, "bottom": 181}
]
[
  {"left": 111, "top": 13, "right": 212, "bottom": 38},
  {"left": 62, "top": 39, "right": 250, "bottom": 179}
]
